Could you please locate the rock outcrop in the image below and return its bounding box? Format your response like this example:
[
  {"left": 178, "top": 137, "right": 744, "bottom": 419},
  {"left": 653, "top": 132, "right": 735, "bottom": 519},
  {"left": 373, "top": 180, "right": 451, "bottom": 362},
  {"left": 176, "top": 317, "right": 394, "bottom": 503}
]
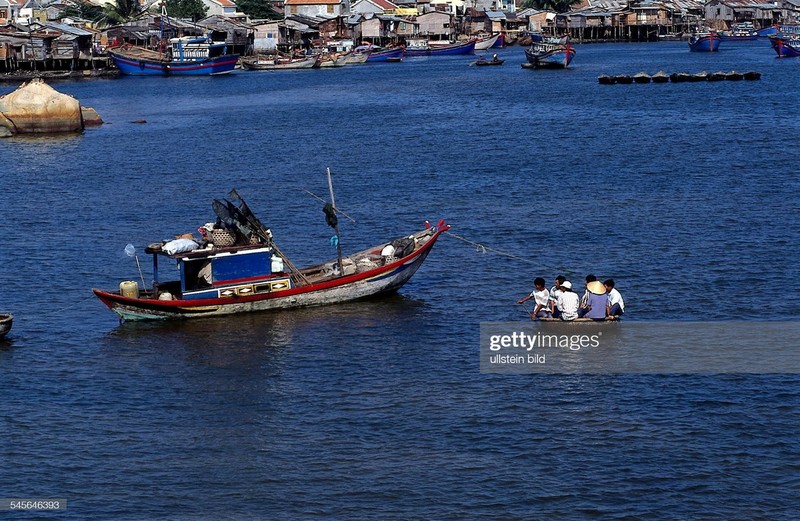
[{"left": 0, "top": 78, "right": 103, "bottom": 137}]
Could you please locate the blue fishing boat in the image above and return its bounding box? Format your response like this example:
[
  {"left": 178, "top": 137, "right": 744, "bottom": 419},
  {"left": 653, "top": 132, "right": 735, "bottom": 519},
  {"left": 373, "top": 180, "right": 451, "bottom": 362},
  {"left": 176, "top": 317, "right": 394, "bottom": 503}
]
[
  {"left": 354, "top": 46, "right": 404, "bottom": 62},
  {"left": 404, "top": 39, "right": 476, "bottom": 57},
  {"left": 109, "top": 37, "right": 239, "bottom": 76},
  {"left": 108, "top": 3, "right": 237, "bottom": 76},
  {"left": 688, "top": 32, "right": 721, "bottom": 52},
  {"left": 769, "top": 35, "right": 800, "bottom": 57},
  {"left": 524, "top": 35, "right": 575, "bottom": 69}
]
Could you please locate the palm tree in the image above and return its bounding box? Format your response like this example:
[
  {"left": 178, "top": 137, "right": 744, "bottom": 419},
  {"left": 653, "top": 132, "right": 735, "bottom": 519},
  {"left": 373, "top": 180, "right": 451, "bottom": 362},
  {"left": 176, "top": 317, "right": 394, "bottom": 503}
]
[
  {"left": 522, "top": 0, "right": 582, "bottom": 13},
  {"left": 104, "top": 0, "right": 150, "bottom": 24}
]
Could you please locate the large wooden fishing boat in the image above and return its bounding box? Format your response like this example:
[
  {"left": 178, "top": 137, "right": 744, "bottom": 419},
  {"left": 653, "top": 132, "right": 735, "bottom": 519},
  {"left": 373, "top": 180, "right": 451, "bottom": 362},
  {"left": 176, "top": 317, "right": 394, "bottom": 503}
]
[
  {"left": 109, "top": 37, "right": 238, "bottom": 76},
  {"left": 108, "top": 5, "right": 237, "bottom": 76},
  {"left": 93, "top": 189, "right": 448, "bottom": 321}
]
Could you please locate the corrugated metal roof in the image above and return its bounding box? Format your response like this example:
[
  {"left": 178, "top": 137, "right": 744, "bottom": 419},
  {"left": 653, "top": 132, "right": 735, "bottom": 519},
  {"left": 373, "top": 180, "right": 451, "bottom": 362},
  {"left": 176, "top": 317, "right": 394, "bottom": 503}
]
[
  {"left": 486, "top": 11, "right": 506, "bottom": 20},
  {"left": 43, "top": 22, "right": 94, "bottom": 36}
]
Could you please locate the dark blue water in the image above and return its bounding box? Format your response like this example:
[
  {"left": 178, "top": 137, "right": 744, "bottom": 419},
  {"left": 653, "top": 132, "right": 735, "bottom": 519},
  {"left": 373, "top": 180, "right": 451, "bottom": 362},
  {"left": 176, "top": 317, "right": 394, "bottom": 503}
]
[{"left": 1, "top": 42, "right": 799, "bottom": 519}]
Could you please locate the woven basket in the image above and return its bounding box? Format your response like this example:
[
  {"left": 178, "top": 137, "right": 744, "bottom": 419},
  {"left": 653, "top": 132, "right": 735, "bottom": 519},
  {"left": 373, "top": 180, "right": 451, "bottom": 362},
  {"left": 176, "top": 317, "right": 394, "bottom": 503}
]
[{"left": 210, "top": 229, "right": 236, "bottom": 247}]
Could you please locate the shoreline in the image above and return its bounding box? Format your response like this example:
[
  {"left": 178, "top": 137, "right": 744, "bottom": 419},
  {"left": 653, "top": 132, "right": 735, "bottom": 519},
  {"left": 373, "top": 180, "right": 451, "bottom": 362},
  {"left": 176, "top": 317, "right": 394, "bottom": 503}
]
[{"left": 0, "top": 69, "right": 120, "bottom": 83}]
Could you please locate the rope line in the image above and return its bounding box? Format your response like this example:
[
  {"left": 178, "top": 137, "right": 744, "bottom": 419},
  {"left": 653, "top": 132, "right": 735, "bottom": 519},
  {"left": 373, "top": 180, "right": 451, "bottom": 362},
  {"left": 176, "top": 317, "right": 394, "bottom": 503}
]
[
  {"left": 444, "top": 231, "right": 575, "bottom": 276},
  {"left": 444, "top": 231, "right": 538, "bottom": 264},
  {"left": 38, "top": 295, "right": 98, "bottom": 317}
]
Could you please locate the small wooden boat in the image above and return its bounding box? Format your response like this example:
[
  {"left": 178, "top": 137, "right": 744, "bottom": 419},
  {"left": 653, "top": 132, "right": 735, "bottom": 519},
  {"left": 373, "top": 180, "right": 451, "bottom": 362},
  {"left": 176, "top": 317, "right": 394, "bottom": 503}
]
[
  {"left": 725, "top": 70, "right": 744, "bottom": 81},
  {"left": 241, "top": 55, "right": 318, "bottom": 70},
  {"left": 473, "top": 55, "right": 504, "bottom": 66},
  {"left": 632, "top": 72, "right": 651, "bottom": 83},
  {"left": 93, "top": 188, "right": 449, "bottom": 321},
  {"left": 0, "top": 313, "right": 12, "bottom": 338},
  {"left": 743, "top": 71, "right": 761, "bottom": 80}
]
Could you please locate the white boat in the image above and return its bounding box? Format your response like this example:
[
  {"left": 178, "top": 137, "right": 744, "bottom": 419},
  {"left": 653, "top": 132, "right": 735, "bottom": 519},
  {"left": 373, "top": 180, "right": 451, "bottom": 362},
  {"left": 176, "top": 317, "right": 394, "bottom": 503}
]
[
  {"left": 240, "top": 55, "right": 318, "bottom": 70},
  {"left": 474, "top": 34, "right": 500, "bottom": 51}
]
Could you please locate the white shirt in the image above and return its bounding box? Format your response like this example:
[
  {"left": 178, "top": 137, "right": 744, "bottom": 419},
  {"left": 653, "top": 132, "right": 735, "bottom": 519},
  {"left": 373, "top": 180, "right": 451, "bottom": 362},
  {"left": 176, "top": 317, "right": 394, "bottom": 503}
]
[
  {"left": 607, "top": 288, "right": 624, "bottom": 312},
  {"left": 557, "top": 291, "right": 580, "bottom": 320},
  {"left": 530, "top": 289, "right": 550, "bottom": 311},
  {"left": 549, "top": 287, "right": 563, "bottom": 305}
]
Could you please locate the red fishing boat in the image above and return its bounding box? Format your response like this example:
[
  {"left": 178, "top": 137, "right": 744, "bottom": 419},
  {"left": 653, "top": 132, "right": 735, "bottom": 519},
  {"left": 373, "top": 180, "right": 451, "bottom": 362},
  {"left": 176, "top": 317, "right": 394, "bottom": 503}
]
[{"left": 93, "top": 186, "right": 448, "bottom": 321}]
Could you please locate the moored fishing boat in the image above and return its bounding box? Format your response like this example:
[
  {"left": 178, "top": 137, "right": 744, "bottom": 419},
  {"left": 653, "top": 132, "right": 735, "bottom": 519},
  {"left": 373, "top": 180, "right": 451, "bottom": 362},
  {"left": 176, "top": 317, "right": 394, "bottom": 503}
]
[
  {"left": 93, "top": 189, "right": 449, "bottom": 321},
  {"left": 109, "top": 37, "right": 239, "bottom": 76},
  {"left": 718, "top": 22, "right": 758, "bottom": 41},
  {"left": 404, "top": 39, "right": 476, "bottom": 57},
  {"left": 108, "top": 3, "right": 238, "bottom": 76},
  {"left": 688, "top": 31, "right": 721, "bottom": 52},
  {"left": 0, "top": 313, "right": 12, "bottom": 338},
  {"left": 240, "top": 54, "right": 319, "bottom": 70},
  {"left": 358, "top": 46, "right": 404, "bottom": 62},
  {"left": 474, "top": 34, "right": 500, "bottom": 51},
  {"left": 338, "top": 51, "right": 370, "bottom": 65},
  {"left": 769, "top": 34, "right": 800, "bottom": 57},
  {"left": 524, "top": 35, "right": 575, "bottom": 68}
]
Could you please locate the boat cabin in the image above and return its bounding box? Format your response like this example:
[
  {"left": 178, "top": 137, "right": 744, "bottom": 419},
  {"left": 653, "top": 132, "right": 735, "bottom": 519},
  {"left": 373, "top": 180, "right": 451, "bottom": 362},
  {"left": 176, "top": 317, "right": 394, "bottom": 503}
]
[
  {"left": 169, "top": 36, "right": 229, "bottom": 61},
  {"left": 153, "top": 243, "right": 292, "bottom": 301}
]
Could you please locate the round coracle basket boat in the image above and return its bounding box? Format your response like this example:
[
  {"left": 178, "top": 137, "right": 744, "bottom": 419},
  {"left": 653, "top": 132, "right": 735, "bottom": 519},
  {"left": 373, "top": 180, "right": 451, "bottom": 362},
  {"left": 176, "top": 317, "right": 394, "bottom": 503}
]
[{"left": 0, "top": 313, "right": 13, "bottom": 338}]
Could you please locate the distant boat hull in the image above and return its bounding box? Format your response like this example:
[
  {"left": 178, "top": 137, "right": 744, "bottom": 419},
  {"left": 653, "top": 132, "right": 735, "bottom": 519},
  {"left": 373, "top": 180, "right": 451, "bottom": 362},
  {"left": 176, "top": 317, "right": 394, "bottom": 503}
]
[
  {"left": 109, "top": 51, "right": 238, "bottom": 76},
  {"left": 770, "top": 36, "right": 800, "bottom": 57},
  {"left": 365, "top": 47, "right": 405, "bottom": 62},
  {"left": 718, "top": 33, "right": 758, "bottom": 41},
  {"left": 688, "top": 34, "right": 721, "bottom": 52},
  {"left": 405, "top": 40, "right": 476, "bottom": 57},
  {"left": 474, "top": 34, "right": 500, "bottom": 51},
  {"left": 525, "top": 39, "right": 575, "bottom": 68},
  {"left": 240, "top": 55, "right": 318, "bottom": 70}
]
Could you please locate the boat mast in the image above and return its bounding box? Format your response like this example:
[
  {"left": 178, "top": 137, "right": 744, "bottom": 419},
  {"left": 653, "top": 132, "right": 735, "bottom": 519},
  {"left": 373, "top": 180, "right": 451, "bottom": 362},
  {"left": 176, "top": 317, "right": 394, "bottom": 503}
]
[
  {"left": 326, "top": 167, "right": 344, "bottom": 272},
  {"left": 160, "top": 1, "right": 168, "bottom": 59}
]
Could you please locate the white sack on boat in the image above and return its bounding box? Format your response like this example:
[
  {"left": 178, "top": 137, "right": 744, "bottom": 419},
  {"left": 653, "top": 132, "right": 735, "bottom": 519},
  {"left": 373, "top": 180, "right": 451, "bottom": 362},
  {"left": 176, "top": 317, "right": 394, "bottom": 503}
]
[
  {"left": 0, "top": 78, "right": 83, "bottom": 135},
  {"left": 163, "top": 238, "right": 199, "bottom": 255}
]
